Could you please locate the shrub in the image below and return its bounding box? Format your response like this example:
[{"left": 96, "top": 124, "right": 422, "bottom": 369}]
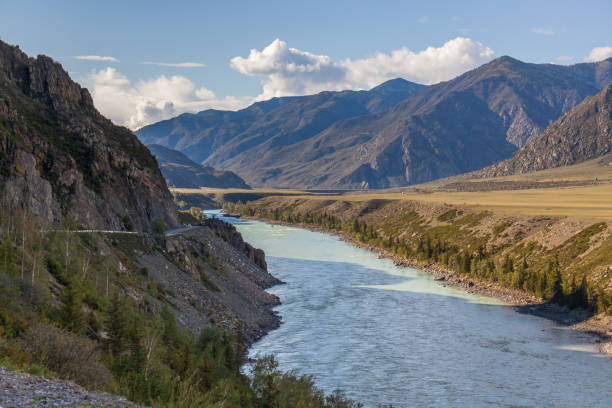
[
  {"left": 21, "top": 322, "right": 112, "bottom": 389},
  {"left": 152, "top": 218, "right": 166, "bottom": 235}
]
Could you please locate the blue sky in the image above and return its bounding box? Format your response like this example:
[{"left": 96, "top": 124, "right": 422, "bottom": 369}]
[{"left": 1, "top": 0, "right": 611, "bottom": 128}]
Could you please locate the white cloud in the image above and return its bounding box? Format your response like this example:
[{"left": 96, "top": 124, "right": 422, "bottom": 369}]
[
  {"left": 231, "top": 37, "right": 494, "bottom": 100},
  {"left": 75, "top": 55, "right": 119, "bottom": 62},
  {"left": 417, "top": 16, "right": 429, "bottom": 24},
  {"left": 89, "top": 67, "right": 250, "bottom": 129},
  {"left": 531, "top": 28, "right": 554, "bottom": 36},
  {"left": 231, "top": 39, "right": 351, "bottom": 100},
  {"left": 555, "top": 55, "right": 573, "bottom": 63},
  {"left": 343, "top": 37, "right": 494, "bottom": 88},
  {"left": 141, "top": 61, "right": 206, "bottom": 67},
  {"left": 584, "top": 46, "right": 612, "bottom": 62}
]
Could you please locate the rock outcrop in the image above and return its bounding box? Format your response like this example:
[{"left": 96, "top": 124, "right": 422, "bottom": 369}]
[
  {"left": 0, "top": 40, "right": 177, "bottom": 231},
  {"left": 205, "top": 217, "right": 267, "bottom": 271}
]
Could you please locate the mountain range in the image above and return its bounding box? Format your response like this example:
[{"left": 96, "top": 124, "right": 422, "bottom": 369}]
[
  {"left": 136, "top": 56, "right": 612, "bottom": 189},
  {"left": 148, "top": 144, "right": 250, "bottom": 189}
]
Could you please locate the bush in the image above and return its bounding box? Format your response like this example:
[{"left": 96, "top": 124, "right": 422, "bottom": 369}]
[
  {"left": 21, "top": 322, "right": 112, "bottom": 389},
  {"left": 152, "top": 218, "right": 166, "bottom": 235}
]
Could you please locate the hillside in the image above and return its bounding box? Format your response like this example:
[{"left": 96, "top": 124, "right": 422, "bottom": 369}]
[
  {"left": 137, "top": 57, "right": 612, "bottom": 189},
  {"left": 148, "top": 144, "right": 250, "bottom": 189},
  {"left": 0, "top": 41, "right": 177, "bottom": 231},
  {"left": 480, "top": 83, "right": 612, "bottom": 177}
]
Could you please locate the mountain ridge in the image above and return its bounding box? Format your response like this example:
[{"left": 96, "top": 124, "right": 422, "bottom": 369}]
[
  {"left": 479, "top": 82, "right": 612, "bottom": 177},
  {"left": 137, "top": 56, "right": 612, "bottom": 189},
  {"left": 148, "top": 143, "right": 250, "bottom": 189},
  {"left": 136, "top": 78, "right": 426, "bottom": 164}
]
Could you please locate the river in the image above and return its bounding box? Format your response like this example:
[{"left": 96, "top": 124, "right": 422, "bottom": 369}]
[{"left": 209, "top": 211, "right": 612, "bottom": 407}]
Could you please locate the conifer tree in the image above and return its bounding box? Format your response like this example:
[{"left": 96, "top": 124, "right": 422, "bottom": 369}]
[
  {"left": 60, "top": 280, "right": 86, "bottom": 334},
  {"left": 107, "top": 293, "right": 131, "bottom": 357}
]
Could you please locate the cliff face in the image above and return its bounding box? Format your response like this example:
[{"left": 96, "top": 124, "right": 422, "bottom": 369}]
[
  {"left": 481, "top": 83, "right": 612, "bottom": 177},
  {"left": 0, "top": 41, "right": 177, "bottom": 231}
]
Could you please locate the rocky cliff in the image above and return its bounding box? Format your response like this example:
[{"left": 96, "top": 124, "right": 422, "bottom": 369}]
[
  {"left": 0, "top": 41, "right": 177, "bottom": 231},
  {"left": 480, "top": 83, "right": 612, "bottom": 177}
]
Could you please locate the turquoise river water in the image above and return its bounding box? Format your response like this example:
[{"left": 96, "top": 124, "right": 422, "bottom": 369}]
[{"left": 209, "top": 211, "right": 612, "bottom": 407}]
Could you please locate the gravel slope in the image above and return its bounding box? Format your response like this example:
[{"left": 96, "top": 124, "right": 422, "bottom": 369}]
[{"left": 0, "top": 367, "right": 144, "bottom": 408}]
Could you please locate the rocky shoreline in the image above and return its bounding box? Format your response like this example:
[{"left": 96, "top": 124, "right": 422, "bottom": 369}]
[{"left": 239, "top": 215, "right": 612, "bottom": 358}]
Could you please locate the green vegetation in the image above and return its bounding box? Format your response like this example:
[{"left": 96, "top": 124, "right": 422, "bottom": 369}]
[
  {"left": 152, "top": 218, "right": 166, "bottom": 235},
  {"left": 224, "top": 201, "right": 612, "bottom": 315},
  {"left": 0, "top": 199, "right": 364, "bottom": 407}
]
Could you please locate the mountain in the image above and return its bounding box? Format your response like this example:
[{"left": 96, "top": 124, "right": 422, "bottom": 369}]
[
  {"left": 138, "top": 57, "right": 612, "bottom": 189},
  {"left": 148, "top": 144, "right": 250, "bottom": 188},
  {"left": 0, "top": 41, "right": 177, "bottom": 231},
  {"left": 136, "top": 96, "right": 299, "bottom": 154},
  {"left": 136, "top": 78, "right": 425, "bottom": 163},
  {"left": 480, "top": 83, "right": 612, "bottom": 177}
]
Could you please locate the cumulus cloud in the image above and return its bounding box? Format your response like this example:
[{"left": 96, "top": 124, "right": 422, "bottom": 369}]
[
  {"left": 343, "top": 37, "right": 494, "bottom": 88},
  {"left": 89, "top": 67, "right": 249, "bottom": 129},
  {"left": 585, "top": 46, "right": 612, "bottom": 62},
  {"left": 75, "top": 55, "right": 119, "bottom": 62},
  {"left": 231, "top": 37, "right": 494, "bottom": 100},
  {"left": 531, "top": 28, "right": 554, "bottom": 36},
  {"left": 231, "top": 39, "right": 352, "bottom": 100},
  {"left": 141, "top": 61, "right": 206, "bottom": 67}
]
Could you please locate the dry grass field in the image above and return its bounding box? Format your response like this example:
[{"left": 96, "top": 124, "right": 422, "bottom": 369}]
[{"left": 172, "top": 155, "right": 612, "bottom": 220}]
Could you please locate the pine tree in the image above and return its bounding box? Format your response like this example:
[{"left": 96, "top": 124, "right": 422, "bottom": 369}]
[
  {"left": 549, "top": 266, "right": 564, "bottom": 304},
  {"left": 1, "top": 233, "right": 16, "bottom": 276},
  {"left": 107, "top": 293, "right": 131, "bottom": 357},
  {"left": 59, "top": 280, "right": 86, "bottom": 334}
]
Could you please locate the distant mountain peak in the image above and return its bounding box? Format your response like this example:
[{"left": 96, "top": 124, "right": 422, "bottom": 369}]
[
  {"left": 480, "top": 55, "right": 526, "bottom": 71},
  {"left": 370, "top": 78, "right": 425, "bottom": 93}
]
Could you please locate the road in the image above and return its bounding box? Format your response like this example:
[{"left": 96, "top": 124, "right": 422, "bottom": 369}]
[
  {"left": 46, "top": 225, "right": 202, "bottom": 236},
  {"left": 165, "top": 225, "right": 201, "bottom": 236}
]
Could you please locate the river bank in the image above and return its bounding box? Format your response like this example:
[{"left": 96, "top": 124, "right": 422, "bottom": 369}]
[{"left": 232, "top": 212, "right": 612, "bottom": 358}]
